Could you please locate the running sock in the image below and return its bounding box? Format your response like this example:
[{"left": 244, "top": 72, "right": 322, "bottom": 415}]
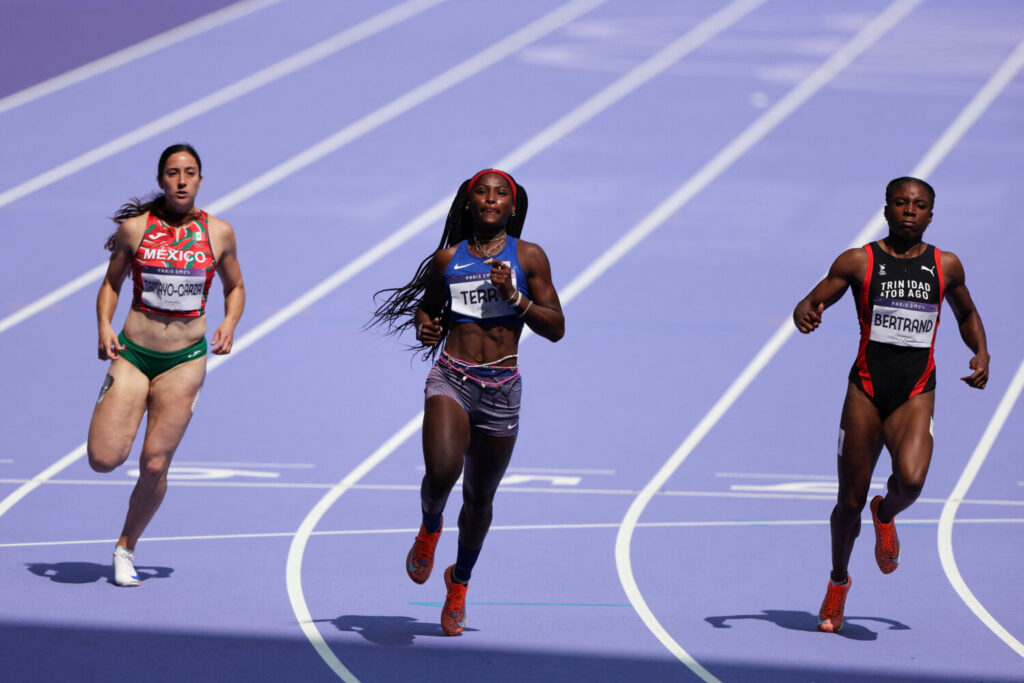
[
  {"left": 452, "top": 542, "right": 480, "bottom": 584},
  {"left": 829, "top": 572, "right": 849, "bottom": 586},
  {"left": 422, "top": 510, "right": 442, "bottom": 534}
]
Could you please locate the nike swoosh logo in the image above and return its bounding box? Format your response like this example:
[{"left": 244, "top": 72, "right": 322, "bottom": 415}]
[
  {"left": 507, "top": 422, "right": 518, "bottom": 430},
  {"left": 453, "top": 263, "right": 473, "bottom": 270}
]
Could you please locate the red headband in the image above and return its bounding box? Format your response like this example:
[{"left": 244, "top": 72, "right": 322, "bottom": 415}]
[{"left": 467, "top": 169, "right": 517, "bottom": 204}]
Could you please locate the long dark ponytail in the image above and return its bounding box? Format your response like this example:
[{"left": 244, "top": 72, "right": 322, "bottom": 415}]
[
  {"left": 369, "top": 170, "right": 528, "bottom": 359},
  {"left": 104, "top": 143, "right": 202, "bottom": 252}
]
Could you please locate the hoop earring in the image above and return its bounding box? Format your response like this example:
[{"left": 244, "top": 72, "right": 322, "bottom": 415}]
[{"left": 511, "top": 209, "right": 517, "bottom": 217}]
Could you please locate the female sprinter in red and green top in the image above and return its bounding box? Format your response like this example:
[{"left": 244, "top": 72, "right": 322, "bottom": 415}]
[
  {"left": 793, "top": 176, "right": 988, "bottom": 633},
  {"left": 87, "top": 143, "right": 245, "bottom": 586},
  {"left": 372, "top": 169, "right": 564, "bottom": 635}
]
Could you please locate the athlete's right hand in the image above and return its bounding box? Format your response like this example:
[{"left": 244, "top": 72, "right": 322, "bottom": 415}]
[
  {"left": 416, "top": 317, "right": 442, "bottom": 346},
  {"left": 793, "top": 301, "right": 824, "bottom": 334},
  {"left": 98, "top": 327, "right": 125, "bottom": 360}
]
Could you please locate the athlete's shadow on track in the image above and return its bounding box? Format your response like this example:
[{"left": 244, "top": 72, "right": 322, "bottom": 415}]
[
  {"left": 706, "top": 610, "right": 909, "bottom": 641},
  {"left": 25, "top": 561, "right": 174, "bottom": 586},
  {"left": 321, "top": 615, "right": 477, "bottom": 646}
]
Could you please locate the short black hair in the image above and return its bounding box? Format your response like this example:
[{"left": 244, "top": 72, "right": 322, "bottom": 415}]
[{"left": 885, "top": 176, "right": 935, "bottom": 205}]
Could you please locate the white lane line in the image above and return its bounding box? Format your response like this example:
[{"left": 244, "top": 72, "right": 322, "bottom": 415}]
[
  {"left": 612, "top": 1, "right": 925, "bottom": 677},
  {"left": 5, "top": 477, "right": 1024, "bottom": 508},
  {"left": 714, "top": 472, "right": 835, "bottom": 480},
  {"left": 6, "top": 517, "right": 1023, "bottom": 550},
  {"left": 617, "top": 28, "right": 1024, "bottom": 677},
  {"left": 0, "top": 0, "right": 444, "bottom": 338},
  {"left": 419, "top": 466, "right": 618, "bottom": 475},
  {"left": 0, "top": 263, "right": 109, "bottom": 336},
  {"left": 938, "top": 355, "right": 1024, "bottom": 658},
  {"left": 0, "top": 0, "right": 284, "bottom": 115},
  {"left": 0, "top": 0, "right": 445, "bottom": 212},
  {"left": 173, "top": 461, "right": 316, "bottom": 468}
]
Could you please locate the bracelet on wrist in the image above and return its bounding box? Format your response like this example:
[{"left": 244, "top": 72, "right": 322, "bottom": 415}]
[
  {"left": 517, "top": 300, "right": 533, "bottom": 318},
  {"left": 506, "top": 290, "right": 522, "bottom": 307}
]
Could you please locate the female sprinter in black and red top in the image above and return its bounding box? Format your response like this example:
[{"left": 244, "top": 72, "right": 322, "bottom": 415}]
[
  {"left": 793, "top": 177, "right": 988, "bottom": 633},
  {"left": 372, "top": 169, "right": 564, "bottom": 635}
]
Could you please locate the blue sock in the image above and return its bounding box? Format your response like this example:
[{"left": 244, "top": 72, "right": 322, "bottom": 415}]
[
  {"left": 452, "top": 543, "right": 480, "bottom": 584},
  {"left": 422, "top": 510, "right": 442, "bottom": 534}
]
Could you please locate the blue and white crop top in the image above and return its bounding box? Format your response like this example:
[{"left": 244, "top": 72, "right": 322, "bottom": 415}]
[{"left": 445, "top": 237, "right": 530, "bottom": 325}]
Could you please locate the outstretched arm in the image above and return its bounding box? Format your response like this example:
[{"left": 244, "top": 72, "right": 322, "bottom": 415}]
[
  {"left": 793, "top": 248, "right": 865, "bottom": 334},
  {"left": 942, "top": 251, "right": 988, "bottom": 389}
]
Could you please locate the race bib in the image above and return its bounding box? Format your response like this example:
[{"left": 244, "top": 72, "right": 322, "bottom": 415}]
[
  {"left": 869, "top": 298, "right": 939, "bottom": 348},
  {"left": 139, "top": 266, "right": 207, "bottom": 312},
  {"left": 449, "top": 263, "right": 519, "bottom": 320}
]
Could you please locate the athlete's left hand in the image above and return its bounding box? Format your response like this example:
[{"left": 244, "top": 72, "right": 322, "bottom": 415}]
[
  {"left": 484, "top": 258, "right": 515, "bottom": 300},
  {"left": 211, "top": 323, "right": 236, "bottom": 355},
  {"left": 961, "top": 351, "right": 989, "bottom": 389}
]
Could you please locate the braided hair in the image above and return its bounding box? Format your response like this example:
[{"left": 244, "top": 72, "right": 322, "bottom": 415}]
[
  {"left": 104, "top": 143, "right": 203, "bottom": 252},
  {"left": 370, "top": 170, "right": 528, "bottom": 360}
]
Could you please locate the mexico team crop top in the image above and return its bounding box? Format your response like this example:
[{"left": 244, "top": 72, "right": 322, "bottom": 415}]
[
  {"left": 131, "top": 211, "right": 216, "bottom": 318},
  {"left": 445, "top": 237, "right": 530, "bottom": 325}
]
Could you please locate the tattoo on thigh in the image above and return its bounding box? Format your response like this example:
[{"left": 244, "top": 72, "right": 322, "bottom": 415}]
[{"left": 96, "top": 375, "right": 114, "bottom": 404}]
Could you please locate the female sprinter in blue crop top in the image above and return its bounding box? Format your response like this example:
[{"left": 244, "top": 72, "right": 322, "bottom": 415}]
[{"left": 372, "top": 169, "right": 564, "bottom": 635}]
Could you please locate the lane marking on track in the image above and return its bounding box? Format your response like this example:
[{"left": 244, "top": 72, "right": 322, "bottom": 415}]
[
  {"left": 4, "top": 477, "right": 1024, "bottom": 508},
  {"left": 617, "top": 30, "right": 1024, "bottom": 676},
  {"left": 173, "top": 461, "right": 316, "bottom": 468},
  {"left": 0, "top": 0, "right": 446, "bottom": 211},
  {"left": 0, "top": 0, "right": 284, "bottom": 114},
  {"left": 5, "top": 516, "right": 1024, "bottom": 550},
  {"left": 939, "top": 353, "right": 1024, "bottom": 658},
  {"left": 0, "top": 0, "right": 446, "bottom": 338},
  {"left": 714, "top": 472, "right": 835, "bottom": 480}
]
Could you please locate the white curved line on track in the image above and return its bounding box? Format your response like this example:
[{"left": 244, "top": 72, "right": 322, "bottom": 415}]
[
  {"left": 0, "top": 0, "right": 445, "bottom": 338},
  {"left": 0, "top": 0, "right": 445, "bottom": 212},
  {"left": 0, "top": 0, "right": 284, "bottom": 115},
  {"left": 613, "top": 0, "right": 926, "bottom": 678},
  {"left": 938, "top": 355, "right": 1024, "bottom": 658},
  {"left": 616, "top": 28, "right": 1024, "bottom": 682},
  {"left": 279, "top": 0, "right": 770, "bottom": 679}
]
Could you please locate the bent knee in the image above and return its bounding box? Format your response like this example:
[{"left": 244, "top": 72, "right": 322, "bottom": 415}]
[
  {"left": 895, "top": 476, "right": 925, "bottom": 501},
  {"left": 87, "top": 442, "right": 129, "bottom": 473}
]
